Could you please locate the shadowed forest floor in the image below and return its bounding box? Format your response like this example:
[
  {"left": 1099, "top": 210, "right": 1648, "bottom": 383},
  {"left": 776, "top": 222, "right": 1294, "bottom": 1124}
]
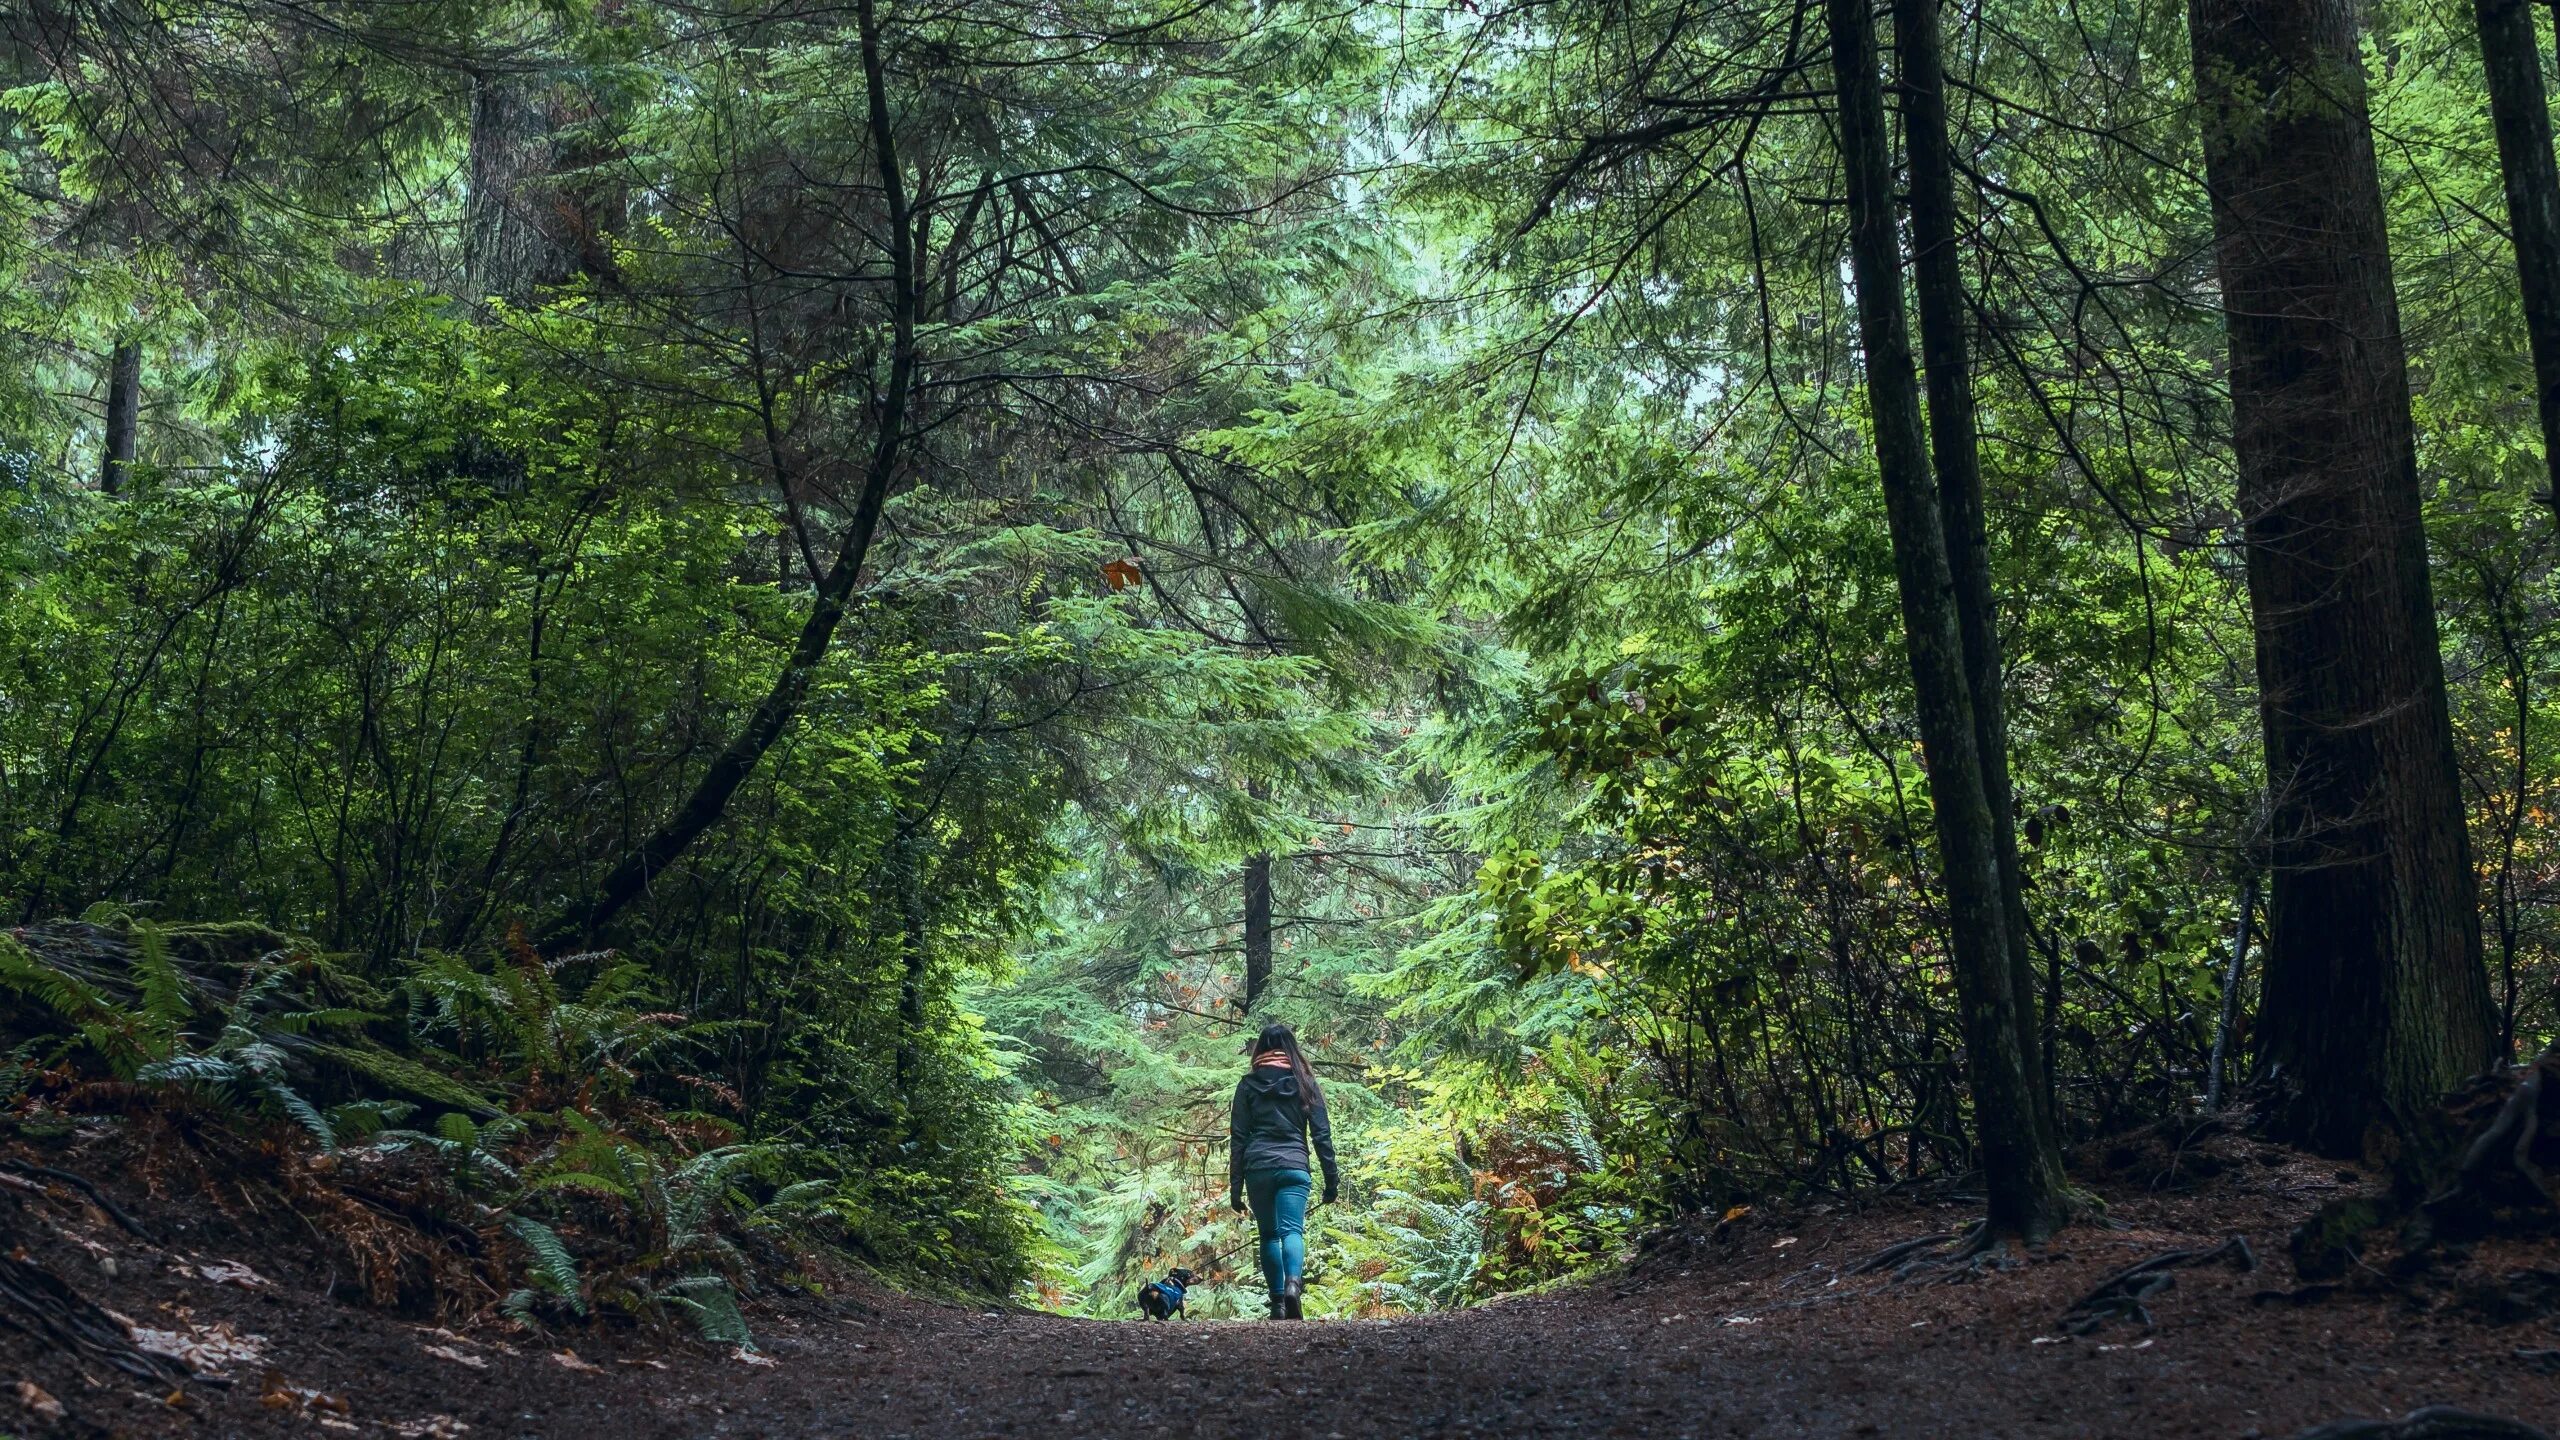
[{"left": 7, "top": 1127, "right": 2560, "bottom": 1438}]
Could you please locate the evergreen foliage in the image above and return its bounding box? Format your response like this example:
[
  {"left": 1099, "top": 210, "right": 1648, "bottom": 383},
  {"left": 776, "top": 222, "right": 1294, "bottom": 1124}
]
[{"left": 3, "top": 0, "right": 2558, "bottom": 1315}]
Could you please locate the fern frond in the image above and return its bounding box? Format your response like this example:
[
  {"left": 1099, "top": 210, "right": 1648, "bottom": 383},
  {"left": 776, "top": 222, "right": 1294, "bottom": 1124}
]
[
  {"left": 259, "top": 1077, "right": 336, "bottom": 1149},
  {"left": 661, "top": 1274, "right": 751, "bottom": 1348},
  {"left": 504, "top": 1215, "right": 586, "bottom": 1316},
  {"left": 136, "top": 1053, "right": 239, "bottom": 1084},
  {"left": 131, "top": 922, "right": 189, "bottom": 1052},
  {"left": 0, "top": 934, "right": 139, "bottom": 1068},
  {"left": 527, "top": 1170, "right": 639, "bottom": 1201}
]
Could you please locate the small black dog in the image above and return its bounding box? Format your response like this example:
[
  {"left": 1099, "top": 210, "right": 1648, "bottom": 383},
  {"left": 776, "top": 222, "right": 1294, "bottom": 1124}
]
[{"left": 1134, "top": 1267, "right": 1196, "bottom": 1321}]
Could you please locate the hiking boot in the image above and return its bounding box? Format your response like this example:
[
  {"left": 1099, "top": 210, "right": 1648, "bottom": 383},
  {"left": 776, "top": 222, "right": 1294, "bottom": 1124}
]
[
  {"left": 1267, "top": 1294, "right": 1287, "bottom": 1320},
  {"left": 1283, "top": 1276, "right": 1304, "bottom": 1320}
]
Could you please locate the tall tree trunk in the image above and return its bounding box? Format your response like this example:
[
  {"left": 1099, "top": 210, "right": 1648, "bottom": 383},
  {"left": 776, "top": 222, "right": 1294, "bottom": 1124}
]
[
  {"left": 99, "top": 339, "right": 139, "bottom": 493},
  {"left": 1895, "top": 0, "right": 2058, "bottom": 1143},
  {"left": 465, "top": 71, "right": 574, "bottom": 303},
  {"left": 1241, "top": 852, "right": 1273, "bottom": 1013},
  {"left": 2475, "top": 0, "right": 2560, "bottom": 524},
  {"left": 555, "top": 0, "right": 917, "bottom": 946},
  {"left": 1827, "top": 0, "right": 2073, "bottom": 1241},
  {"left": 2188, "top": 0, "right": 2498, "bottom": 1156},
  {"left": 464, "top": 62, "right": 623, "bottom": 304}
]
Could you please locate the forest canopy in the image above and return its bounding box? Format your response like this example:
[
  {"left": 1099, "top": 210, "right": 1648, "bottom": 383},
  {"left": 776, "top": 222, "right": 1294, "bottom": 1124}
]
[{"left": 3, "top": 0, "right": 2558, "bottom": 1319}]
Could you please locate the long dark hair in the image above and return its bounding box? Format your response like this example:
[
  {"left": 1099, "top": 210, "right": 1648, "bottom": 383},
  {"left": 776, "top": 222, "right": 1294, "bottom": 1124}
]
[{"left": 1251, "top": 1022, "right": 1323, "bottom": 1109}]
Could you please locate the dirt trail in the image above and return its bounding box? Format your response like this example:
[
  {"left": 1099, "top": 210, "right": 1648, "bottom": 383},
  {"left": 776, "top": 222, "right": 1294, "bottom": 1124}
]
[
  {"left": 9, "top": 1140, "right": 2560, "bottom": 1438},
  {"left": 565, "top": 1214, "right": 2560, "bottom": 1440}
]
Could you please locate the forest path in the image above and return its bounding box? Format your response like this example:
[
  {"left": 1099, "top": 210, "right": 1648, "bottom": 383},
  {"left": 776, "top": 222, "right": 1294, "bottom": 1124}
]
[
  {"left": 546, "top": 1194, "right": 2560, "bottom": 1439},
  {"left": 14, "top": 1167, "right": 2560, "bottom": 1437}
]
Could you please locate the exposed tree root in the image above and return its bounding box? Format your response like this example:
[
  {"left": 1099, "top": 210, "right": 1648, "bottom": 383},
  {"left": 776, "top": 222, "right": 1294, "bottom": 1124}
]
[
  {"left": 0, "top": 1231, "right": 190, "bottom": 1384},
  {"left": 2283, "top": 1406, "right": 2551, "bottom": 1440},
  {"left": 2060, "top": 1234, "right": 2255, "bottom": 1334},
  {"left": 0, "top": 1158, "right": 157, "bottom": 1242},
  {"left": 1850, "top": 1188, "right": 2113, "bottom": 1283},
  {"left": 2414, "top": 1045, "right": 2560, "bottom": 1244},
  {"left": 2291, "top": 1045, "right": 2560, "bottom": 1284},
  {"left": 1847, "top": 1230, "right": 1961, "bottom": 1275}
]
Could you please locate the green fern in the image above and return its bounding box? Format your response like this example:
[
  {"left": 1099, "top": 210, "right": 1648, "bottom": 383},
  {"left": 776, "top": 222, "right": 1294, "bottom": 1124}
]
[
  {"left": 661, "top": 1274, "right": 752, "bottom": 1348},
  {"left": 504, "top": 1214, "right": 587, "bottom": 1316},
  {"left": 0, "top": 933, "right": 139, "bottom": 1070},
  {"left": 323, "top": 1098, "right": 415, "bottom": 1141},
  {"left": 526, "top": 1170, "right": 639, "bottom": 1201},
  {"left": 1365, "top": 1189, "right": 1488, "bottom": 1311},
  {"left": 373, "top": 1112, "right": 524, "bottom": 1186},
  {"left": 131, "top": 921, "right": 189, "bottom": 1055}
]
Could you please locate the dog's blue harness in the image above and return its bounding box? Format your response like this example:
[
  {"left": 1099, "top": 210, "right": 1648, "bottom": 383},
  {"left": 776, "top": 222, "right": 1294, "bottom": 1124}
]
[{"left": 1142, "top": 1278, "right": 1186, "bottom": 1312}]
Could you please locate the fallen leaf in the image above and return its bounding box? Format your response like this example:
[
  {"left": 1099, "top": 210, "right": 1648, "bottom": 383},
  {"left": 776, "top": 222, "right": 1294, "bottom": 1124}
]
[
  {"left": 129, "top": 1320, "right": 267, "bottom": 1375},
  {"left": 388, "top": 1416, "right": 471, "bottom": 1439},
  {"left": 421, "top": 1345, "right": 487, "bottom": 1370},
  {"left": 261, "top": 1371, "right": 352, "bottom": 1416},
  {"left": 731, "top": 1348, "right": 779, "bottom": 1368},
  {"left": 1772, "top": 1237, "right": 1797, "bottom": 1249},
  {"left": 195, "top": 1259, "right": 270, "bottom": 1290},
  {"left": 551, "top": 1350, "right": 603, "bottom": 1373},
  {"left": 15, "top": 1380, "right": 66, "bottom": 1421}
]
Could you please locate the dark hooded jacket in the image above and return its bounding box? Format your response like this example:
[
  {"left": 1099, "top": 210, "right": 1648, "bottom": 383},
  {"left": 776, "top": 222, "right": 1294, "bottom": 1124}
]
[{"left": 1228, "top": 1064, "right": 1338, "bottom": 1197}]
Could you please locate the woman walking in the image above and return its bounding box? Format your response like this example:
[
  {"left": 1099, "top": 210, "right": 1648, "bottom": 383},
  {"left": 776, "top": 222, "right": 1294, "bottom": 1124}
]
[{"left": 1228, "top": 1022, "right": 1338, "bottom": 1319}]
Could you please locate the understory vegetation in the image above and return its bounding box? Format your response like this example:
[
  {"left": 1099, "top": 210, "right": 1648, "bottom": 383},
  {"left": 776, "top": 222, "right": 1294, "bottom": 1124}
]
[{"left": 4, "top": 0, "right": 2560, "bottom": 1332}]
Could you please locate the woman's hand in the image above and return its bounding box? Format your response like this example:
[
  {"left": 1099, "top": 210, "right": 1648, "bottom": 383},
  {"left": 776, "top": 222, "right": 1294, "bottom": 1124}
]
[
  {"left": 1322, "top": 1182, "right": 1339, "bottom": 1207},
  {"left": 1230, "top": 1190, "right": 1246, "bottom": 1213}
]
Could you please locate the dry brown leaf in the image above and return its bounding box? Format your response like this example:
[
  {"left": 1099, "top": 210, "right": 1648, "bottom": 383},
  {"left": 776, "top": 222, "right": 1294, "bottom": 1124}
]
[
  {"left": 14, "top": 1380, "right": 66, "bottom": 1421},
  {"left": 420, "top": 1344, "right": 487, "bottom": 1370}
]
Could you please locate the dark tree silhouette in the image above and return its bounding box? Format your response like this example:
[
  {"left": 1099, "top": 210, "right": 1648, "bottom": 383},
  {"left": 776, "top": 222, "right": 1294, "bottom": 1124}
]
[
  {"left": 2188, "top": 0, "right": 2499, "bottom": 1155},
  {"left": 1828, "top": 0, "right": 2072, "bottom": 1240}
]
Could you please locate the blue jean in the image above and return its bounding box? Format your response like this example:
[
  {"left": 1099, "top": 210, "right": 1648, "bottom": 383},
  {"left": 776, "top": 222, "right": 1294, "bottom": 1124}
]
[{"left": 1244, "top": 1167, "right": 1310, "bottom": 1298}]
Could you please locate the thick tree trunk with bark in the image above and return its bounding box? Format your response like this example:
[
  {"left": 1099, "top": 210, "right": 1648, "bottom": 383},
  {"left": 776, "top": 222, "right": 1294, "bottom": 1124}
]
[
  {"left": 2188, "top": 0, "right": 2499, "bottom": 1157},
  {"left": 1895, "top": 0, "right": 2058, "bottom": 1145},
  {"left": 2474, "top": 0, "right": 2560, "bottom": 523},
  {"left": 1828, "top": 0, "right": 2073, "bottom": 1240},
  {"left": 464, "top": 68, "right": 623, "bottom": 304},
  {"left": 99, "top": 339, "right": 139, "bottom": 493},
  {"left": 465, "top": 72, "right": 573, "bottom": 303},
  {"left": 1241, "top": 853, "right": 1273, "bottom": 1013}
]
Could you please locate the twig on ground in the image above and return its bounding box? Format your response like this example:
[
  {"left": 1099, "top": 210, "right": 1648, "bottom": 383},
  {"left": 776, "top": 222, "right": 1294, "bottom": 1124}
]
[{"left": 0, "top": 1241, "right": 191, "bottom": 1384}]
